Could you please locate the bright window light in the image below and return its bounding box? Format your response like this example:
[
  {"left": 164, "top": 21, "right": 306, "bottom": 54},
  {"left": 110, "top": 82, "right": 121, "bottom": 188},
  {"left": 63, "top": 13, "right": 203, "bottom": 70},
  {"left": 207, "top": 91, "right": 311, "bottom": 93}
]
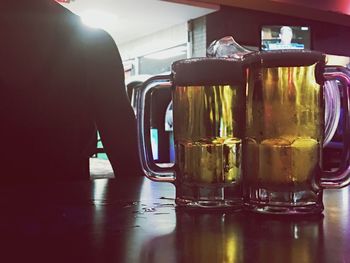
[{"left": 80, "top": 10, "right": 118, "bottom": 32}]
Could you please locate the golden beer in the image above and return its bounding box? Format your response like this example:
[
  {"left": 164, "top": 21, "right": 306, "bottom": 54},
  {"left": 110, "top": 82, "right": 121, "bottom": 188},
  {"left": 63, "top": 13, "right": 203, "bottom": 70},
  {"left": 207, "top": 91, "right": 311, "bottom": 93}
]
[
  {"left": 245, "top": 137, "right": 320, "bottom": 188},
  {"left": 173, "top": 84, "right": 244, "bottom": 187},
  {"left": 137, "top": 57, "right": 246, "bottom": 209},
  {"left": 177, "top": 137, "right": 241, "bottom": 185},
  {"left": 244, "top": 61, "right": 324, "bottom": 213},
  {"left": 245, "top": 65, "right": 323, "bottom": 141}
]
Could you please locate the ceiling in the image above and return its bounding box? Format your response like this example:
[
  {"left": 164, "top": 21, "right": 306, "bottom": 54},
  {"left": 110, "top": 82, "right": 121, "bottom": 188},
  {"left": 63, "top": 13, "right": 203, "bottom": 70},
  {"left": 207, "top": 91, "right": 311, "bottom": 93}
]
[
  {"left": 188, "top": 0, "right": 350, "bottom": 26},
  {"left": 272, "top": 0, "right": 350, "bottom": 16},
  {"left": 59, "top": 0, "right": 219, "bottom": 44}
]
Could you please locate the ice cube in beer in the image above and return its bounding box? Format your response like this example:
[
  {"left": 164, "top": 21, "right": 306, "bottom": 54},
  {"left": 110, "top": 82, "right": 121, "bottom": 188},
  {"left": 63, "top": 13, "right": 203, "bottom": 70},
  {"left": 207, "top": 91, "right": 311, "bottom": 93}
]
[
  {"left": 179, "top": 141, "right": 223, "bottom": 184},
  {"left": 198, "top": 141, "right": 223, "bottom": 184},
  {"left": 291, "top": 138, "right": 319, "bottom": 184},
  {"left": 259, "top": 138, "right": 292, "bottom": 185},
  {"left": 223, "top": 138, "right": 242, "bottom": 183},
  {"left": 178, "top": 138, "right": 242, "bottom": 185},
  {"left": 244, "top": 138, "right": 259, "bottom": 183}
]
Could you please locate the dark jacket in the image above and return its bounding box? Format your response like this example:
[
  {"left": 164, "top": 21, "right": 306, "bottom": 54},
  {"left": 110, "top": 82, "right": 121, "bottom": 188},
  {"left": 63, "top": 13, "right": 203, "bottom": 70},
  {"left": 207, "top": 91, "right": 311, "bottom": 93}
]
[{"left": 0, "top": 1, "right": 142, "bottom": 182}]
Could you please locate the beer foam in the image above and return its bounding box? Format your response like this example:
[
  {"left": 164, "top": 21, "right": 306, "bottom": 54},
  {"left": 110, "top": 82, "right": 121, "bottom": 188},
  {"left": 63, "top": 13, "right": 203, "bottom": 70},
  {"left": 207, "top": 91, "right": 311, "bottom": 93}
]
[
  {"left": 243, "top": 50, "right": 325, "bottom": 68},
  {"left": 172, "top": 57, "right": 245, "bottom": 86}
]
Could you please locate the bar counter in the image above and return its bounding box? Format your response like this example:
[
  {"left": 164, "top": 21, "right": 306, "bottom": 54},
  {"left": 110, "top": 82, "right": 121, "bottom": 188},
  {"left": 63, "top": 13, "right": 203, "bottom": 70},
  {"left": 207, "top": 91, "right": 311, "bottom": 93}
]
[{"left": 0, "top": 174, "right": 349, "bottom": 263}]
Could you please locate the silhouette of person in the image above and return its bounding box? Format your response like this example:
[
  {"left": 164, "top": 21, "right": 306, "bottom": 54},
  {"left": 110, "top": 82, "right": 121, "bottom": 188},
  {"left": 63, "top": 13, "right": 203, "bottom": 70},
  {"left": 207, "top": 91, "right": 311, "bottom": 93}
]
[
  {"left": 279, "top": 26, "right": 293, "bottom": 45},
  {"left": 0, "top": 1, "right": 142, "bottom": 183}
]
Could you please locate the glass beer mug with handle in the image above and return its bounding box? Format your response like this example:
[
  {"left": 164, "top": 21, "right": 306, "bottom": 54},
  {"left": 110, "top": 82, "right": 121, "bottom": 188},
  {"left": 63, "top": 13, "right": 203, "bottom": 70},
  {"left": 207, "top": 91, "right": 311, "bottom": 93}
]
[
  {"left": 137, "top": 58, "right": 246, "bottom": 210},
  {"left": 243, "top": 50, "right": 350, "bottom": 215}
]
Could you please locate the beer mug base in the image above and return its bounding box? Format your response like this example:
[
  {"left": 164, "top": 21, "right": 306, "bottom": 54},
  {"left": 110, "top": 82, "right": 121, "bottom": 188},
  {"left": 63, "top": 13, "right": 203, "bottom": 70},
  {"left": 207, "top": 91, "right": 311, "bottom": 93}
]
[
  {"left": 244, "top": 186, "right": 324, "bottom": 215},
  {"left": 175, "top": 183, "right": 243, "bottom": 211}
]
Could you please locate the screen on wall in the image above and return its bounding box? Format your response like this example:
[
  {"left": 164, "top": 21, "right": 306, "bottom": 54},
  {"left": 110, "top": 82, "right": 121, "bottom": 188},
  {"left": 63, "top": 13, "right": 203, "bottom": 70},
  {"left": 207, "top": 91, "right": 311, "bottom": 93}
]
[{"left": 261, "top": 25, "right": 311, "bottom": 51}]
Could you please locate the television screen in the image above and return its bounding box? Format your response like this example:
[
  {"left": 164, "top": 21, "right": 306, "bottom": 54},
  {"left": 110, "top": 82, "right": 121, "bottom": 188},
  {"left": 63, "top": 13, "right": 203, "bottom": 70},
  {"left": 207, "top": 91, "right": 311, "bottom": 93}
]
[{"left": 261, "top": 25, "right": 311, "bottom": 51}]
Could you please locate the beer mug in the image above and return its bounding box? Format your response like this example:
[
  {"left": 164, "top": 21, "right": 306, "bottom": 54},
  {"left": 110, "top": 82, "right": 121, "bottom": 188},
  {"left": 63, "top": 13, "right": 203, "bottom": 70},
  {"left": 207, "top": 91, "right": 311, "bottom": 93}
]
[
  {"left": 136, "top": 58, "right": 245, "bottom": 210},
  {"left": 243, "top": 50, "right": 350, "bottom": 215}
]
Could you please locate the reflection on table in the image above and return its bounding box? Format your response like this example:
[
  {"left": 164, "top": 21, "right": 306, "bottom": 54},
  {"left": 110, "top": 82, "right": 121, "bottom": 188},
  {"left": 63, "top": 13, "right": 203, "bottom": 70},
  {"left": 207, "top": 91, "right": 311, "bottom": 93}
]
[{"left": 0, "top": 175, "right": 349, "bottom": 263}]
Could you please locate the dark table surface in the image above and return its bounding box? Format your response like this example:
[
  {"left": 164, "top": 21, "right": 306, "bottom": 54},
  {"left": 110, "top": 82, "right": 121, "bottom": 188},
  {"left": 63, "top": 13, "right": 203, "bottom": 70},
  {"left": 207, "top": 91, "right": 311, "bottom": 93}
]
[{"left": 1, "top": 175, "right": 349, "bottom": 263}]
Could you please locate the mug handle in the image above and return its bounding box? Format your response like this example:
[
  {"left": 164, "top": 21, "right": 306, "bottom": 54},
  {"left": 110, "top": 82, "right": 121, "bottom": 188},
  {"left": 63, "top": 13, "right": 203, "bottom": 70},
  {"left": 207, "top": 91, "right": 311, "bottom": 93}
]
[
  {"left": 136, "top": 75, "right": 176, "bottom": 183},
  {"left": 320, "top": 70, "right": 350, "bottom": 188}
]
